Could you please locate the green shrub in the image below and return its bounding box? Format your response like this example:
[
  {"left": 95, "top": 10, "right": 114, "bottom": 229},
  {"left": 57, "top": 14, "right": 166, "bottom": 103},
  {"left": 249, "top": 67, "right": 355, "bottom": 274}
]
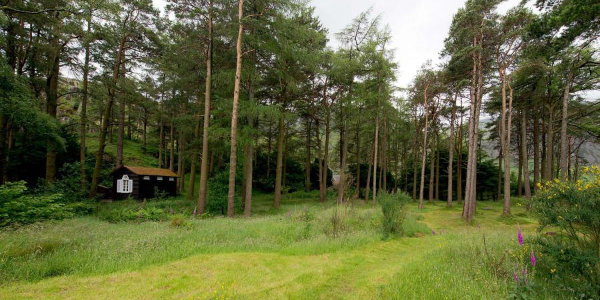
[
  {"left": 0, "top": 181, "right": 74, "bottom": 226},
  {"left": 170, "top": 215, "right": 187, "bottom": 228},
  {"left": 380, "top": 192, "right": 409, "bottom": 239},
  {"left": 322, "top": 206, "right": 348, "bottom": 238},
  {"left": 206, "top": 169, "right": 241, "bottom": 215},
  {"left": 531, "top": 166, "right": 600, "bottom": 297}
]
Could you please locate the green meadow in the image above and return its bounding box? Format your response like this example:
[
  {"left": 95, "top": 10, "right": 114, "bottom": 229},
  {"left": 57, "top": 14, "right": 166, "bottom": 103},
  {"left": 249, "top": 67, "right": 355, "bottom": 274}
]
[{"left": 0, "top": 193, "right": 565, "bottom": 299}]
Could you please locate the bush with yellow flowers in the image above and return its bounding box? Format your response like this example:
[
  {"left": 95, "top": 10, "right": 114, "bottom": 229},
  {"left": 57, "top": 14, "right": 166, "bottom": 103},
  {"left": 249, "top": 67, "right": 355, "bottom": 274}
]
[{"left": 531, "top": 165, "right": 600, "bottom": 297}]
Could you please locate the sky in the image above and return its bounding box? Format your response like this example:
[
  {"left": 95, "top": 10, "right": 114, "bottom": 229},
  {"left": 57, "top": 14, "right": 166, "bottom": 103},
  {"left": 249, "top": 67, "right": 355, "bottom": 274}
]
[{"left": 152, "top": 0, "right": 522, "bottom": 88}]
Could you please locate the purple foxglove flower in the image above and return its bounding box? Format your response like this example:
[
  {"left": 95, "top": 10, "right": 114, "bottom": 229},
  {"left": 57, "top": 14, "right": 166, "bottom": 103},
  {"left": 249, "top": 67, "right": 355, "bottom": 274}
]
[
  {"left": 432, "top": 230, "right": 436, "bottom": 235},
  {"left": 518, "top": 227, "right": 523, "bottom": 246},
  {"left": 513, "top": 272, "right": 518, "bottom": 282},
  {"left": 530, "top": 251, "right": 536, "bottom": 267},
  {"left": 138, "top": 212, "right": 142, "bottom": 219},
  {"left": 193, "top": 206, "right": 197, "bottom": 216}
]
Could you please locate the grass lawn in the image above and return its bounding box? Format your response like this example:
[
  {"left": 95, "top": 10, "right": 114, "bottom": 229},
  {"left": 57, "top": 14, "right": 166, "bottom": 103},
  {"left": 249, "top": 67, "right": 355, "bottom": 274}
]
[{"left": 0, "top": 193, "right": 562, "bottom": 299}]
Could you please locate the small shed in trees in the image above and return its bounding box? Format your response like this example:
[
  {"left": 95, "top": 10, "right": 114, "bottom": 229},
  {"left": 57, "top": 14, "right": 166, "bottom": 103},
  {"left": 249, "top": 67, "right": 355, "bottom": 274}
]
[{"left": 111, "top": 166, "right": 178, "bottom": 200}]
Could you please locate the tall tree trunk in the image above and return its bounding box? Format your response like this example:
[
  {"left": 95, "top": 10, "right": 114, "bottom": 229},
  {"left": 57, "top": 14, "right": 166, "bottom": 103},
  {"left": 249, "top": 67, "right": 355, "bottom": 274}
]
[
  {"left": 497, "top": 151, "right": 502, "bottom": 201},
  {"left": 320, "top": 82, "right": 330, "bottom": 202},
  {"left": 0, "top": 116, "right": 7, "bottom": 184},
  {"left": 456, "top": 106, "right": 463, "bottom": 204},
  {"left": 372, "top": 112, "right": 379, "bottom": 204},
  {"left": 521, "top": 110, "right": 531, "bottom": 199},
  {"left": 45, "top": 36, "right": 60, "bottom": 183},
  {"left": 365, "top": 145, "right": 373, "bottom": 201},
  {"left": 169, "top": 121, "right": 174, "bottom": 171},
  {"left": 545, "top": 104, "right": 554, "bottom": 180},
  {"left": 158, "top": 117, "right": 164, "bottom": 168},
  {"left": 500, "top": 71, "right": 513, "bottom": 215},
  {"left": 274, "top": 114, "right": 284, "bottom": 208},
  {"left": 80, "top": 16, "right": 91, "bottom": 189},
  {"left": 187, "top": 117, "right": 199, "bottom": 200},
  {"left": 559, "top": 72, "right": 573, "bottom": 181},
  {"left": 315, "top": 119, "right": 324, "bottom": 199},
  {"left": 226, "top": 0, "right": 244, "bottom": 217},
  {"left": 338, "top": 109, "right": 349, "bottom": 205},
  {"left": 418, "top": 85, "right": 430, "bottom": 209},
  {"left": 177, "top": 133, "right": 184, "bottom": 193},
  {"left": 382, "top": 115, "right": 388, "bottom": 192},
  {"left": 142, "top": 108, "right": 147, "bottom": 152},
  {"left": 428, "top": 138, "right": 435, "bottom": 203},
  {"left": 517, "top": 138, "right": 522, "bottom": 197},
  {"left": 435, "top": 140, "right": 440, "bottom": 201},
  {"left": 447, "top": 94, "right": 457, "bottom": 207},
  {"left": 533, "top": 116, "right": 540, "bottom": 190},
  {"left": 304, "top": 118, "right": 311, "bottom": 192},
  {"left": 90, "top": 36, "right": 126, "bottom": 197},
  {"left": 464, "top": 36, "right": 483, "bottom": 222},
  {"left": 353, "top": 126, "right": 361, "bottom": 198},
  {"left": 243, "top": 119, "right": 254, "bottom": 217},
  {"left": 116, "top": 90, "right": 126, "bottom": 167},
  {"left": 412, "top": 105, "right": 419, "bottom": 201},
  {"left": 197, "top": 0, "right": 213, "bottom": 214}
]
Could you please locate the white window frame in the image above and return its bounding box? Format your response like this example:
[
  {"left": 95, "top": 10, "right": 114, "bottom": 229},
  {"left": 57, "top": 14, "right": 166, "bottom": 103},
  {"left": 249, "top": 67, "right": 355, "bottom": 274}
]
[
  {"left": 117, "top": 175, "right": 133, "bottom": 193},
  {"left": 169, "top": 177, "right": 175, "bottom": 182},
  {"left": 143, "top": 176, "right": 150, "bottom": 180},
  {"left": 157, "top": 176, "right": 163, "bottom": 181}
]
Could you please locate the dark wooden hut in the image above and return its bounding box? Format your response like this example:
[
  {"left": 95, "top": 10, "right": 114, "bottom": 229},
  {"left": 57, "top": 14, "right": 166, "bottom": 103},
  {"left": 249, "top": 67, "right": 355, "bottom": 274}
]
[{"left": 111, "top": 166, "right": 178, "bottom": 200}]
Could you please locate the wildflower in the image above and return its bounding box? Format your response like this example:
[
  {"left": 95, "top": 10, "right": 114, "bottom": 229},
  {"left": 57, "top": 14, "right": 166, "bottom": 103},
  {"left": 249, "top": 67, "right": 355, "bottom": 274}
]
[
  {"left": 193, "top": 206, "right": 197, "bottom": 216},
  {"left": 432, "top": 230, "right": 436, "bottom": 235},
  {"left": 138, "top": 212, "right": 143, "bottom": 219},
  {"left": 530, "top": 251, "right": 536, "bottom": 267},
  {"left": 518, "top": 227, "right": 523, "bottom": 246},
  {"left": 550, "top": 269, "right": 556, "bottom": 274},
  {"left": 513, "top": 271, "right": 518, "bottom": 282}
]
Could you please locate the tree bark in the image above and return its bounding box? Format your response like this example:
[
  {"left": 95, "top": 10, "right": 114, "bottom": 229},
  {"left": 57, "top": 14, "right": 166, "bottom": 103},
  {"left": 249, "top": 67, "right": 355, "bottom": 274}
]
[
  {"left": 197, "top": 0, "right": 213, "bottom": 214},
  {"left": 559, "top": 71, "right": 573, "bottom": 181},
  {"left": 463, "top": 35, "right": 483, "bottom": 222},
  {"left": 304, "top": 117, "right": 311, "bottom": 192},
  {"left": 521, "top": 110, "right": 531, "bottom": 199},
  {"left": 226, "top": 0, "right": 244, "bottom": 217},
  {"left": 365, "top": 145, "right": 373, "bottom": 201},
  {"left": 353, "top": 126, "right": 361, "bottom": 198},
  {"left": 45, "top": 35, "right": 60, "bottom": 183},
  {"left": 500, "top": 71, "right": 513, "bottom": 215},
  {"left": 274, "top": 114, "right": 285, "bottom": 208},
  {"left": 533, "top": 116, "right": 540, "bottom": 189},
  {"left": 169, "top": 121, "right": 174, "bottom": 171},
  {"left": 447, "top": 93, "right": 457, "bottom": 207},
  {"left": 320, "top": 81, "right": 330, "bottom": 202},
  {"left": 80, "top": 15, "right": 91, "bottom": 189},
  {"left": 372, "top": 111, "right": 379, "bottom": 204},
  {"left": 545, "top": 104, "right": 554, "bottom": 180},
  {"left": 158, "top": 117, "right": 164, "bottom": 167},
  {"left": 116, "top": 90, "right": 126, "bottom": 167},
  {"left": 418, "top": 84, "right": 430, "bottom": 209},
  {"left": 382, "top": 115, "right": 388, "bottom": 192},
  {"left": 428, "top": 138, "right": 435, "bottom": 203},
  {"left": 243, "top": 47, "right": 255, "bottom": 216}
]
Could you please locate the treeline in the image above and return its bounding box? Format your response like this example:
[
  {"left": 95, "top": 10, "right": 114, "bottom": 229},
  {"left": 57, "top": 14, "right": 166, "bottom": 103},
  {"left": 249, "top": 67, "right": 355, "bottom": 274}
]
[
  {"left": 0, "top": 0, "right": 598, "bottom": 220},
  {"left": 408, "top": 0, "right": 599, "bottom": 221},
  {"left": 0, "top": 0, "right": 402, "bottom": 217}
]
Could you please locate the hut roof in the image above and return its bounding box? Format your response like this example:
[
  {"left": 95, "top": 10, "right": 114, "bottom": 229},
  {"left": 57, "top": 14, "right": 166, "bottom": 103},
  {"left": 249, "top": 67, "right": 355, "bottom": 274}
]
[{"left": 112, "top": 165, "right": 178, "bottom": 177}]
